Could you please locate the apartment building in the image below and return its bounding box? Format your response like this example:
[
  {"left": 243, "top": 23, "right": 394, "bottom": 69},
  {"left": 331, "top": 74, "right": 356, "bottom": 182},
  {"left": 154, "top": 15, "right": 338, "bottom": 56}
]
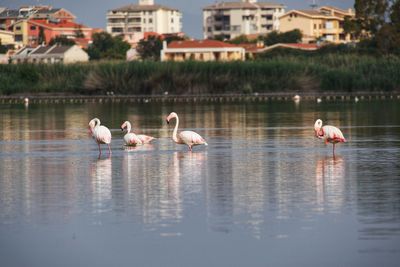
[
  {"left": 279, "top": 6, "right": 355, "bottom": 43},
  {"left": 0, "top": 6, "right": 94, "bottom": 47},
  {"left": 107, "top": 0, "right": 182, "bottom": 44},
  {"left": 203, "top": 0, "right": 285, "bottom": 40}
]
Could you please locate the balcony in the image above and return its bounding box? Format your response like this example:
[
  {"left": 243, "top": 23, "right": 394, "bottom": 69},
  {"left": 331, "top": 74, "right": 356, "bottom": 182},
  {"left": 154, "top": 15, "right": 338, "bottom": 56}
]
[{"left": 107, "top": 22, "right": 126, "bottom": 27}]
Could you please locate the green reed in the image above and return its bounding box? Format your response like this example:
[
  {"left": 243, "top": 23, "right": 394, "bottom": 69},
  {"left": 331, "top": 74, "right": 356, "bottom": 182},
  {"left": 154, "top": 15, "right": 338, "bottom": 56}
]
[{"left": 0, "top": 55, "right": 399, "bottom": 95}]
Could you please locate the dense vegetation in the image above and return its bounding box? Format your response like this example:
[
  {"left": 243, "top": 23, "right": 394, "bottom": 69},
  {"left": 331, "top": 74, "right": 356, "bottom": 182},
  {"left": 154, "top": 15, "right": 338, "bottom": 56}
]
[{"left": 1, "top": 54, "right": 399, "bottom": 95}]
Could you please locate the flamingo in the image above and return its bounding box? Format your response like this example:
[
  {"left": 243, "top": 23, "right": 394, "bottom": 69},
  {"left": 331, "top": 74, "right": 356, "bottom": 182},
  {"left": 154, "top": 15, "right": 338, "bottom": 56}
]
[
  {"left": 121, "top": 121, "right": 155, "bottom": 146},
  {"left": 88, "top": 118, "right": 112, "bottom": 156},
  {"left": 314, "top": 119, "right": 346, "bottom": 157},
  {"left": 166, "top": 112, "right": 208, "bottom": 151}
]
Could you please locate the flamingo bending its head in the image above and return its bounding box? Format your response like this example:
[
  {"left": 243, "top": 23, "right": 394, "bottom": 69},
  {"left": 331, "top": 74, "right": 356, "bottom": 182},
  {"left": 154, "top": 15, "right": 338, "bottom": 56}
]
[
  {"left": 314, "top": 119, "right": 346, "bottom": 157},
  {"left": 166, "top": 112, "right": 208, "bottom": 151},
  {"left": 121, "top": 121, "right": 144, "bottom": 146},
  {"left": 88, "top": 118, "right": 112, "bottom": 156}
]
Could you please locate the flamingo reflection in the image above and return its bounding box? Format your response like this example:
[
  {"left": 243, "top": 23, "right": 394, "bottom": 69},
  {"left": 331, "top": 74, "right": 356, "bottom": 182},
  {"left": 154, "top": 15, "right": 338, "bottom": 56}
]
[
  {"left": 90, "top": 158, "right": 112, "bottom": 213},
  {"left": 315, "top": 156, "right": 345, "bottom": 212}
]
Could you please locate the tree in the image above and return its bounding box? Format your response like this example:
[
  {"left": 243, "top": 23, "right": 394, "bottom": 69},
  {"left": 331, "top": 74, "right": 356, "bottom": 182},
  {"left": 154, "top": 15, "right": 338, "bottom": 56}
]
[
  {"left": 136, "top": 35, "right": 163, "bottom": 61},
  {"left": 49, "top": 35, "right": 76, "bottom": 46},
  {"left": 0, "top": 40, "right": 8, "bottom": 54},
  {"left": 75, "top": 26, "right": 85, "bottom": 38},
  {"left": 228, "top": 35, "right": 254, "bottom": 44},
  {"left": 261, "top": 29, "right": 302, "bottom": 46},
  {"left": 390, "top": 0, "right": 400, "bottom": 27},
  {"left": 38, "top": 27, "right": 46, "bottom": 44},
  {"left": 86, "top": 32, "right": 130, "bottom": 60},
  {"left": 354, "top": 0, "right": 388, "bottom": 35},
  {"left": 375, "top": 0, "right": 400, "bottom": 54}
]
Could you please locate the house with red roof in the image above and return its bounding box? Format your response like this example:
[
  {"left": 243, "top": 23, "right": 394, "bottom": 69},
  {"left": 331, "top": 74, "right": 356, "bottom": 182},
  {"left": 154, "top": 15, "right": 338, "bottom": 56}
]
[
  {"left": 161, "top": 39, "right": 245, "bottom": 61},
  {"left": 9, "top": 18, "right": 94, "bottom": 48},
  {"left": 2, "top": 6, "right": 96, "bottom": 48}
]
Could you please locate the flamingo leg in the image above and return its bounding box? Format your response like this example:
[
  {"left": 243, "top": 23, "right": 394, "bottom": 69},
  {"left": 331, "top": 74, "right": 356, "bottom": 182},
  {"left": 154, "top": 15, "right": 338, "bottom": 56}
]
[
  {"left": 108, "top": 144, "right": 112, "bottom": 156},
  {"left": 188, "top": 145, "right": 192, "bottom": 151},
  {"left": 98, "top": 143, "right": 102, "bottom": 157},
  {"left": 333, "top": 143, "right": 336, "bottom": 158}
]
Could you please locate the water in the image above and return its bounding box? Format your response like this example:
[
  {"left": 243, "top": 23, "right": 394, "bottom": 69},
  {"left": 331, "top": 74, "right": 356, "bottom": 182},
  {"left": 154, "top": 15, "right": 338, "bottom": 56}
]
[{"left": 0, "top": 100, "right": 399, "bottom": 267}]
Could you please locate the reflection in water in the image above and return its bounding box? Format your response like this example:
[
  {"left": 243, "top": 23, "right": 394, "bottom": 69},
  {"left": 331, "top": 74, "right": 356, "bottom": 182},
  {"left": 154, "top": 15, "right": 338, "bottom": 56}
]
[
  {"left": 90, "top": 158, "right": 112, "bottom": 215},
  {"left": 315, "top": 156, "right": 345, "bottom": 213},
  {"left": 0, "top": 101, "right": 400, "bottom": 266}
]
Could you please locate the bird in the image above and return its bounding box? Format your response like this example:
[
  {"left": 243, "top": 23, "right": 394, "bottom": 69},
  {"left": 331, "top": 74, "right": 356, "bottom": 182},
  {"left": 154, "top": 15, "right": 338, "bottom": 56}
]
[
  {"left": 88, "top": 118, "right": 112, "bottom": 156},
  {"left": 166, "top": 112, "right": 208, "bottom": 151},
  {"left": 121, "top": 121, "right": 155, "bottom": 146},
  {"left": 293, "top": 94, "right": 301, "bottom": 103},
  {"left": 314, "top": 119, "right": 346, "bottom": 157}
]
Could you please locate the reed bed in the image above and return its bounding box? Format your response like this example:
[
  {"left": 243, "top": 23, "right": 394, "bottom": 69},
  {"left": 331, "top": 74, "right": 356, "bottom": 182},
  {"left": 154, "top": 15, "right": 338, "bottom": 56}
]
[{"left": 0, "top": 55, "right": 399, "bottom": 95}]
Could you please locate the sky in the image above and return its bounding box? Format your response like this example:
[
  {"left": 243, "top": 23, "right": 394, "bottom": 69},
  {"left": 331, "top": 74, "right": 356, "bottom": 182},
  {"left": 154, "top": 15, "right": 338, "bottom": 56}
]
[{"left": 1, "top": 0, "right": 355, "bottom": 38}]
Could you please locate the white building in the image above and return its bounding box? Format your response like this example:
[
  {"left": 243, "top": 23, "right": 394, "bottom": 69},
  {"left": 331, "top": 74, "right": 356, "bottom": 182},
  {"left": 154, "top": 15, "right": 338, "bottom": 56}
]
[
  {"left": 11, "top": 44, "right": 89, "bottom": 64},
  {"left": 106, "top": 0, "right": 182, "bottom": 43},
  {"left": 203, "top": 0, "right": 285, "bottom": 40},
  {"left": 160, "top": 40, "right": 245, "bottom": 62}
]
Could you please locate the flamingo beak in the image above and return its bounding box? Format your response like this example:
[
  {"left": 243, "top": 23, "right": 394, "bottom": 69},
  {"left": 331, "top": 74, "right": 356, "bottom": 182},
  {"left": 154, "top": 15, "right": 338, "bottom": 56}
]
[
  {"left": 166, "top": 119, "right": 169, "bottom": 124},
  {"left": 121, "top": 127, "right": 124, "bottom": 131}
]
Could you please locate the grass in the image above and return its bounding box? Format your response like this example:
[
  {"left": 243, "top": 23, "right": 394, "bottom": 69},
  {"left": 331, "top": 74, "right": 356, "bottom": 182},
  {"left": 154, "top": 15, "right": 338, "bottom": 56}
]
[{"left": 0, "top": 54, "right": 399, "bottom": 95}]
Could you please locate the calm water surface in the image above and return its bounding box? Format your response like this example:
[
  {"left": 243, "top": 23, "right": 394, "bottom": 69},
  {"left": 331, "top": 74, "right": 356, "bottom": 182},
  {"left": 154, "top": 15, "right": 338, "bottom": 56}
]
[{"left": 0, "top": 100, "right": 399, "bottom": 267}]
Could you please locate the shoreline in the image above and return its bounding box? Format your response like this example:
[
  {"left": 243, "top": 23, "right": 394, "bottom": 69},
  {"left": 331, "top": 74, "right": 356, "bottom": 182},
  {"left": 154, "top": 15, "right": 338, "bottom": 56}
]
[{"left": 0, "top": 91, "right": 399, "bottom": 104}]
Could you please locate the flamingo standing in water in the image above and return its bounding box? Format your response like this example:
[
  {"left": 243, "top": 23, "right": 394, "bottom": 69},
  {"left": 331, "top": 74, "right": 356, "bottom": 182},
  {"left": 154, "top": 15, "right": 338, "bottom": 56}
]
[
  {"left": 88, "top": 118, "right": 112, "bottom": 156},
  {"left": 120, "top": 121, "right": 155, "bottom": 146},
  {"left": 314, "top": 119, "right": 346, "bottom": 157},
  {"left": 166, "top": 112, "right": 208, "bottom": 151}
]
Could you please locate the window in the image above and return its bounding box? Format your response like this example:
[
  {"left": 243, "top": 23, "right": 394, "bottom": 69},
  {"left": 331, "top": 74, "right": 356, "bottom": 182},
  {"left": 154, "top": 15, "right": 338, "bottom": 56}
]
[
  {"left": 15, "top": 35, "right": 23, "bottom": 41},
  {"left": 149, "top": 18, "right": 153, "bottom": 23},
  {"left": 143, "top": 18, "right": 146, "bottom": 23},
  {"left": 16, "top": 26, "right": 21, "bottom": 30},
  {"left": 30, "top": 26, "right": 36, "bottom": 30},
  {"left": 112, "top": 27, "right": 123, "bottom": 33},
  {"left": 314, "top": 24, "right": 317, "bottom": 30},
  {"left": 171, "top": 18, "right": 174, "bottom": 23}
]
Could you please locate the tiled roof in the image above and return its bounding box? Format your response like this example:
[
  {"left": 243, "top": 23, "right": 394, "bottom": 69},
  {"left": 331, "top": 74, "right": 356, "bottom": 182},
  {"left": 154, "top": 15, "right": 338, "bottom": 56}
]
[
  {"left": 168, "top": 40, "right": 239, "bottom": 49},
  {"left": 281, "top": 9, "right": 343, "bottom": 19},
  {"left": 31, "top": 46, "right": 53, "bottom": 55},
  {"left": 30, "top": 19, "right": 89, "bottom": 29},
  {"left": 35, "top": 8, "right": 61, "bottom": 15},
  {"left": 320, "top": 6, "right": 351, "bottom": 15},
  {"left": 258, "top": 43, "right": 319, "bottom": 52},
  {"left": 204, "top": 1, "right": 284, "bottom": 10},
  {"left": 47, "top": 46, "right": 71, "bottom": 54},
  {"left": 283, "top": 43, "right": 319, "bottom": 49},
  {"left": 111, "top": 4, "right": 179, "bottom": 12}
]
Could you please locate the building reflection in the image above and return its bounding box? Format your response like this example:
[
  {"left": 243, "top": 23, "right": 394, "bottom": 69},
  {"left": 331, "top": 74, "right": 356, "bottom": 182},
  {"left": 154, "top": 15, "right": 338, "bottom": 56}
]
[{"left": 2, "top": 101, "right": 399, "bottom": 241}]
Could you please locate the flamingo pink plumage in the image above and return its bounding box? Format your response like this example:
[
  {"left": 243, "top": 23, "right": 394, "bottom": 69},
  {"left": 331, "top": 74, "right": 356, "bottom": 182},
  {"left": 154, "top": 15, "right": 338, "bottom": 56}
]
[
  {"left": 314, "top": 119, "right": 346, "bottom": 157},
  {"left": 88, "top": 118, "right": 112, "bottom": 156},
  {"left": 121, "top": 121, "right": 155, "bottom": 146},
  {"left": 166, "top": 112, "right": 208, "bottom": 151}
]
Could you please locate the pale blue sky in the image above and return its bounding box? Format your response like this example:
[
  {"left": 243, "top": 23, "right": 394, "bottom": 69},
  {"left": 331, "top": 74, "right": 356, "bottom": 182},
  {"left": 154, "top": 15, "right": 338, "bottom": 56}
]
[{"left": 2, "top": 0, "right": 354, "bottom": 38}]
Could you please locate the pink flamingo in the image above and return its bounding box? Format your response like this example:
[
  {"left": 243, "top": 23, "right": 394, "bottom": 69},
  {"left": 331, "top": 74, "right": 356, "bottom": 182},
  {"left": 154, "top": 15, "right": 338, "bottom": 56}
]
[
  {"left": 121, "top": 121, "right": 155, "bottom": 146},
  {"left": 88, "top": 118, "right": 112, "bottom": 156},
  {"left": 314, "top": 119, "right": 346, "bottom": 157},
  {"left": 166, "top": 112, "right": 208, "bottom": 151}
]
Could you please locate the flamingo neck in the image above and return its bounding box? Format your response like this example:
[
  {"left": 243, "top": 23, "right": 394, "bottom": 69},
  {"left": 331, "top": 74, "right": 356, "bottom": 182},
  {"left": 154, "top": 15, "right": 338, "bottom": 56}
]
[
  {"left": 172, "top": 116, "right": 180, "bottom": 143},
  {"left": 126, "top": 122, "right": 132, "bottom": 133},
  {"left": 94, "top": 118, "right": 101, "bottom": 130}
]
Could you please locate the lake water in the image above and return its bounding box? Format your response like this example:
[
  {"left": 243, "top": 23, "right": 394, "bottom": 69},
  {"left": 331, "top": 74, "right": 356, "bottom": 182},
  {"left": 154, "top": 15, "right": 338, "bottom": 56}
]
[{"left": 0, "top": 99, "right": 399, "bottom": 267}]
